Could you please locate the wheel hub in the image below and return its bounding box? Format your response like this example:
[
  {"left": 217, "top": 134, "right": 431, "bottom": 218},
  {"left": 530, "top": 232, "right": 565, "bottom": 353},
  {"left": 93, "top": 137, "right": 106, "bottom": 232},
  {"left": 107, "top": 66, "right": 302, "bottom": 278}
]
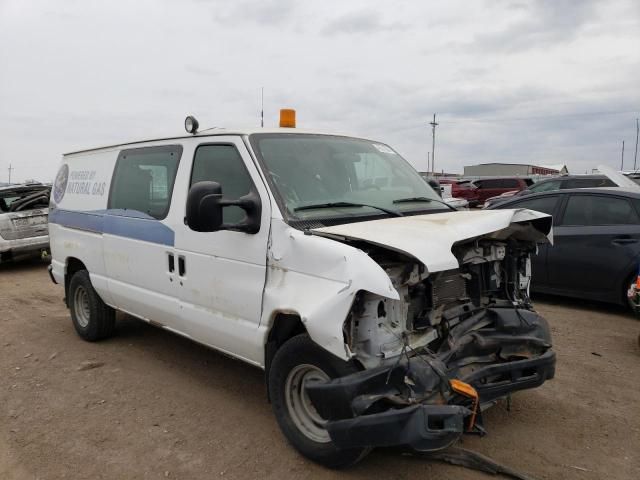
[
  {"left": 73, "top": 286, "right": 91, "bottom": 328},
  {"left": 285, "top": 364, "right": 331, "bottom": 443}
]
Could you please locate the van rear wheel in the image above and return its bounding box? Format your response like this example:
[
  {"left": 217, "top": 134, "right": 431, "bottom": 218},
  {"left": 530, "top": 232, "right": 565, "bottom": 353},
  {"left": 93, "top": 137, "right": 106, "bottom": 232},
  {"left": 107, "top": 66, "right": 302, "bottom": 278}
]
[
  {"left": 68, "top": 270, "right": 115, "bottom": 341},
  {"left": 268, "top": 334, "right": 370, "bottom": 468}
]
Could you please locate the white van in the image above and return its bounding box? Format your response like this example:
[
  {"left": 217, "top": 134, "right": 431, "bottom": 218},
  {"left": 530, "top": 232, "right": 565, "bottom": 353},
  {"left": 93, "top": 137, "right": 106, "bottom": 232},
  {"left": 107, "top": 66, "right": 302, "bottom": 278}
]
[{"left": 49, "top": 115, "right": 555, "bottom": 467}]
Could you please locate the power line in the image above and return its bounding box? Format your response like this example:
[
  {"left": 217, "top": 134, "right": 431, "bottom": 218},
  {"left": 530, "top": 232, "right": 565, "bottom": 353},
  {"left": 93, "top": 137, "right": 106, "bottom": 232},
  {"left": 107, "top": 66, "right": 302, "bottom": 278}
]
[
  {"left": 390, "top": 108, "right": 639, "bottom": 133},
  {"left": 439, "top": 109, "right": 640, "bottom": 125}
]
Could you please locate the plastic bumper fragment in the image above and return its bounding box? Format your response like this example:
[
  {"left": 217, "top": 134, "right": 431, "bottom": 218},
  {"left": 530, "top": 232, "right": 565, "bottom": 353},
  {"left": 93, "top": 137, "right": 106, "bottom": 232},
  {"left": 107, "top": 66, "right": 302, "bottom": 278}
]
[
  {"left": 326, "top": 404, "right": 470, "bottom": 450},
  {"left": 464, "top": 350, "right": 556, "bottom": 403}
]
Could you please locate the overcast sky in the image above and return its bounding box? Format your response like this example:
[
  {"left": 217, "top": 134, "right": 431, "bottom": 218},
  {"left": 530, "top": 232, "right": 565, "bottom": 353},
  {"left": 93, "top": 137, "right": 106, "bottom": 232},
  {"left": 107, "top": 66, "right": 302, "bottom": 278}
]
[{"left": 1, "top": 0, "right": 639, "bottom": 182}]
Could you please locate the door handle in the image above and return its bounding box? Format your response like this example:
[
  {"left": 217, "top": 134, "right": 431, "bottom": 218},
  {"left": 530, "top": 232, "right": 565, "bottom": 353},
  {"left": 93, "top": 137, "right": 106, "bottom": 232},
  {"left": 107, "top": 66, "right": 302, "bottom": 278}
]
[
  {"left": 168, "top": 253, "right": 175, "bottom": 273},
  {"left": 178, "top": 256, "right": 186, "bottom": 276},
  {"left": 612, "top": 237, "right": 638, "bottom": 245}
]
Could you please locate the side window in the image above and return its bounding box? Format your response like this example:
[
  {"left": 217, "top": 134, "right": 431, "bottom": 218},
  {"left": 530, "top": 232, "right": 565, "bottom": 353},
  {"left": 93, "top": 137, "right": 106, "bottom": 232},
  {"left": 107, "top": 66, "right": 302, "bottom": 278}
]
[
  {"left": 190, "top": 144, "right": 253, "bottom": 224},
  {"left": 510, "top": 196, "right": 559, "bottom": 216},
  {"left": 530, "top": 180, "right": 561, "bottom": 192},
  {"left": 502, "top": 179, "right": 520, "bottom": 188},
  {"left": 109, "top": 145, "right": 182, "bottom": 219},
  {"left": 478, "top": 179, "right": 499, "bottom": 188},
  {"left": 562, "top": 195, "right": 639, "bottom": 226}
]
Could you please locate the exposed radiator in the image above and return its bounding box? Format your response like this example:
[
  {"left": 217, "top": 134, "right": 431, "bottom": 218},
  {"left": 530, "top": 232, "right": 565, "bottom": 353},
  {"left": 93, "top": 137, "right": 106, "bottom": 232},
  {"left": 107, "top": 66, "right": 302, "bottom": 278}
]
[{"left": 432, "top": 270, "right": 467, "bottom": 308}]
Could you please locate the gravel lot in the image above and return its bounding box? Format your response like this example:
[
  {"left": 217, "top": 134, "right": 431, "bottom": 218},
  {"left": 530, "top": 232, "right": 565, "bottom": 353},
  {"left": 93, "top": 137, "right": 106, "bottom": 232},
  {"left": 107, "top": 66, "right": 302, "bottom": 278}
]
[{"left": 1, "top": 259, "right": 639, "bottom": 480}]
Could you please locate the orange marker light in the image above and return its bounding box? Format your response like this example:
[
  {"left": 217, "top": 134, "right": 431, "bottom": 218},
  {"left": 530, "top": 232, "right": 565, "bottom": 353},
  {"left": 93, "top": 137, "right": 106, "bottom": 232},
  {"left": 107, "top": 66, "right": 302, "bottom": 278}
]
[
  {"left": 279, "top": 109, "right": 296, "bottom": 128},
  {"left": 450, "top": 379, "right": 479, "bottom": 431}
]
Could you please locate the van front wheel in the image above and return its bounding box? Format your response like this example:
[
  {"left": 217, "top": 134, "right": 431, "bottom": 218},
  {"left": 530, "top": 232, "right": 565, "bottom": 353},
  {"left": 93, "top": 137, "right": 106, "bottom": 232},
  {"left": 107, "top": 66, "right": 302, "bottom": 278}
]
[
  {"left": 68, "top": 270, "right": 115, "bottom": 341},
  {"left": 268, "top": 334, "right": 370, "bottom": 468}
]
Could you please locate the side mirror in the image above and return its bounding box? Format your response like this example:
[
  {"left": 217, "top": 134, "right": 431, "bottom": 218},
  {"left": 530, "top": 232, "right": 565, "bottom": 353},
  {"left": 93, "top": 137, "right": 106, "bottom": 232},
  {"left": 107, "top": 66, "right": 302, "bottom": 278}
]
[{"left": 186, "top": 181, "right": 261, "bottom": 234}]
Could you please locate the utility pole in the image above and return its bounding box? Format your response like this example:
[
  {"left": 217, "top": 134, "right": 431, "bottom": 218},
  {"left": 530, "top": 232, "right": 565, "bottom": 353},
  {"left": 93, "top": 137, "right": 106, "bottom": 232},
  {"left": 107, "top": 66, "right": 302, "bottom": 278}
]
[
  {"left": 621, "top": 140, "right": 625, "bottom": 171},
  {"left": 634, "top": 118, "right": 639, "bottom": 171},
  {"left": 427, "top": 152, "right": 430, "bottom": 175},
  {"left": 429, "top": 113, "right": 438, "bottom": 175},
  {"left": 7, "top": 163, "right": 13, "bottom": 184},
  {"left": 260, "top": 87, "right": 264, "bottom": 128}
]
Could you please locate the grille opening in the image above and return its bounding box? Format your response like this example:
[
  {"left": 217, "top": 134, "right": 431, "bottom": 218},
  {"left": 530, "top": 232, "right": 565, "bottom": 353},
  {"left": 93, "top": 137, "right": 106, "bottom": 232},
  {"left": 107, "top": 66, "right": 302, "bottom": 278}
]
[{"left": 427, "top": 416, "right": 446, "bottom": 430}]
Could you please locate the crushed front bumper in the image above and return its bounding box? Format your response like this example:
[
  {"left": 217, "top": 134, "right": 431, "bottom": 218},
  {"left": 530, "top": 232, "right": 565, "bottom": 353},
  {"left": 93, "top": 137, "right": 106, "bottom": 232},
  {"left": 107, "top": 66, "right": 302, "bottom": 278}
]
[{"left": 307, "top": 307, "right": 555, "bottom": 451}]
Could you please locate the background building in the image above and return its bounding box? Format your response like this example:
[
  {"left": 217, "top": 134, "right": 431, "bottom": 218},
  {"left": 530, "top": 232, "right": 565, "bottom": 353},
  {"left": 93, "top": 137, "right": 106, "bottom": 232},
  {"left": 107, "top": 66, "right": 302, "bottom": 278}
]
[{"left": 463, "top": 163, "right": 568, "bottom": 177}]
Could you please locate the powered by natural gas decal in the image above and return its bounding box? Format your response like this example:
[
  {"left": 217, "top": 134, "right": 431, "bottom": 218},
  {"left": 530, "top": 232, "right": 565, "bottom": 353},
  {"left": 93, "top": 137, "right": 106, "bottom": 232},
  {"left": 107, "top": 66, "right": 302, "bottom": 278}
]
[{"left": 66, "top": 169, "right": 106, "bottom": 196}]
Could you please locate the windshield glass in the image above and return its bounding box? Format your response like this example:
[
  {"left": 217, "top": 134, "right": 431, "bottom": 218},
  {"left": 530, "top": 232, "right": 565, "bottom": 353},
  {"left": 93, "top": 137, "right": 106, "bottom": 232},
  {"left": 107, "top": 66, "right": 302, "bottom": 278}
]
[{"left": 250, "top": 134, "right": 443, "bottom": 220}]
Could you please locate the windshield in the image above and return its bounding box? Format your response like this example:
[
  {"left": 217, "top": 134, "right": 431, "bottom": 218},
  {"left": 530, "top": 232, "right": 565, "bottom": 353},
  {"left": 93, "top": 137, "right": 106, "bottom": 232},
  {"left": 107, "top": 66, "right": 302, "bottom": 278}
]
[{"left": 250, "top": 134, "right": 443, "bottom": 220}]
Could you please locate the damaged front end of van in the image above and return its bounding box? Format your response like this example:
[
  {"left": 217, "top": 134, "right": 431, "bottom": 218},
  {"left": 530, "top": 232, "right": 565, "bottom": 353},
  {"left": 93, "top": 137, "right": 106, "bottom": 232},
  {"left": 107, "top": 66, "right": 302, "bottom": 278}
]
[{"left": 299, "top": 209, "right": 555, "bottom": 452}]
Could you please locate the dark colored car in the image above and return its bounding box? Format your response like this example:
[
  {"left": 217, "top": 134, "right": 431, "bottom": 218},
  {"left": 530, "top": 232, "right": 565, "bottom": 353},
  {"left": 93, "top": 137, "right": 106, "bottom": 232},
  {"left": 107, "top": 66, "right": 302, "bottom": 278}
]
[
  {"left": 488, "top": 188, "right": 640, "bottom": 307},
  {"left": 471, "top": 177, "right": 533, "bottom": 204},
  {"left": 438, "top": 179, "right": 480, "bottom": 205},
  {"left": 484, "top": 174, "right": 616, "bottom": 208}
]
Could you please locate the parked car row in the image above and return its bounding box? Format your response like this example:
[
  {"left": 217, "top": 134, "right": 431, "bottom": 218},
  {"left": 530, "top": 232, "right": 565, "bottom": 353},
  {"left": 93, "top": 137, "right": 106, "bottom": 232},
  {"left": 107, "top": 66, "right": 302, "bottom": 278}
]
[
  {"left": 483, "top": 174, "right": 616, "bottom": 208},
  {"left": 437, "top": 174, "right": 620, "bottom": 209},
  {"left": 437, "top": 177, "right": 534, "bottom": 207}
]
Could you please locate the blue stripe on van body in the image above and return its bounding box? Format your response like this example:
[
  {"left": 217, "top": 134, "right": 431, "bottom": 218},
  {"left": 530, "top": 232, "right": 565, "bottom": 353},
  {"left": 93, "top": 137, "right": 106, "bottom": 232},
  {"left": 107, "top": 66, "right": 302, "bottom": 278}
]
[{"left": 49, "top": 208, "right": 175, "bottom": 246}]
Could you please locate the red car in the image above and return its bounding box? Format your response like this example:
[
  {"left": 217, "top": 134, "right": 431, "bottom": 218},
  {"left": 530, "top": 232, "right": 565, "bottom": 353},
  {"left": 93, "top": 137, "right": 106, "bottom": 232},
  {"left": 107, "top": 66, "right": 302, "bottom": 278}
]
[
  {"left": 438, "top": 179, "right": 480, "bottom": 206},
  {"left": 471, "top": 177, "right": 533, "bottom": 204}
]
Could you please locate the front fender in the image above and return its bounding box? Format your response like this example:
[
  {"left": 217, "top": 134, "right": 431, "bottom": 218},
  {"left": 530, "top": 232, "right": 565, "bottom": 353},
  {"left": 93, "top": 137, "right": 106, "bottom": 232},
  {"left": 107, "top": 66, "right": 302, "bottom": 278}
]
[{"left": 261, "top": 219, "right": 399, "bottom": 360}]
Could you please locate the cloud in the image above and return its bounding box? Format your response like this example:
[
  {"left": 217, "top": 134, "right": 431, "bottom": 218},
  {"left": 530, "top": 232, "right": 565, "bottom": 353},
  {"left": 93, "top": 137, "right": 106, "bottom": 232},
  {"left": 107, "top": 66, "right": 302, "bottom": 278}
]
[
  {"left": 209, "top": 0, "right": 298, "bottom": 27},
  {"left": 466, "top": 0, "right": 599, "bottom": 52},
  {"left": 321, "top": 10, "right": 405, "bottom": 35},
  {"left": 0, "top": 0, "right": 639, "bottom": 182}
]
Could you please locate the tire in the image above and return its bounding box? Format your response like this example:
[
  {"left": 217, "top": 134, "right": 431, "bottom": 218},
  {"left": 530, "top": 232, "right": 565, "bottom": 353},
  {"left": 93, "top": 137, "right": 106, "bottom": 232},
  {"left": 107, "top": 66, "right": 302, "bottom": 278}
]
[
  {"left": 268, "top": 334, "right": 370, "bottom": 468},
  {"left": 68, "top": 270, "right": 116, "bottom": 341}
]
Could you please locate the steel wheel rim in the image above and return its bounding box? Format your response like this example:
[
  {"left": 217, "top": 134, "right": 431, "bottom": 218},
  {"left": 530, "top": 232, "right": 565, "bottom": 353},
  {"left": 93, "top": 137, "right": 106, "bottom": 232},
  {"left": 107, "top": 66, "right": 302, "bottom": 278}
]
[
  {"left": 73, "top": 286, "right": 91, "bottom": 328},
  {"left": 285, "top": 364, "right": 331, "bottom": 443}
]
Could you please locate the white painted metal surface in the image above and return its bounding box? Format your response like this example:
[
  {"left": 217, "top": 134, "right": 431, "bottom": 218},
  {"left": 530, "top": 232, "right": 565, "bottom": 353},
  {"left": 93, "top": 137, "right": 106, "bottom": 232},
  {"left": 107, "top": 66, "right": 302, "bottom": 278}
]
[
  {"left": 313, "top": 209, "right": 552, "bottom": 274},
  {"left": 49, "top": 129, "right": 553, "bottom": 369}
]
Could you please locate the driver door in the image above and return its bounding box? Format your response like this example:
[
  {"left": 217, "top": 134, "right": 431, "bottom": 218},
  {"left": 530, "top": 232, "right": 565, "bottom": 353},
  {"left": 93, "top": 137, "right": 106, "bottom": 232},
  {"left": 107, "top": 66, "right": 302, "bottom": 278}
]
[{"left": 172, "top": 138, "right": 272, "bottom": 365}]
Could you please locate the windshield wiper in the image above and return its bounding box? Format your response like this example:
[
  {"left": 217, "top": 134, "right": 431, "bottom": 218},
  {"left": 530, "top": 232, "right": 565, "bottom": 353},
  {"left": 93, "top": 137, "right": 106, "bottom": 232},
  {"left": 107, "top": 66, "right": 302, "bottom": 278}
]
[
  {"left": 294, "top": 201, "right": 404, "bottom": 217},
  {"left": 392, "top": 196, "right": 455, "bottom": 210}
]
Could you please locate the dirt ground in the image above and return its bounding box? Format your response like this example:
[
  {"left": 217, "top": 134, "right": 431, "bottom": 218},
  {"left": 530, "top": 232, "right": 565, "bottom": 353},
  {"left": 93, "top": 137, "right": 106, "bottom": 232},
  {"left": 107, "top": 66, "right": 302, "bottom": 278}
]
[{"left": 1, "top": 259, "right": 639, "bottom": 480}]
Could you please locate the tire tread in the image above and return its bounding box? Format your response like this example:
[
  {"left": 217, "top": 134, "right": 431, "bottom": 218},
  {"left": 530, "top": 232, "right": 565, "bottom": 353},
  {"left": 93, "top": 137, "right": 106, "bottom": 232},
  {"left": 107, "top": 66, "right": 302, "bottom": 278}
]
[{"left": 68, "top": 270, "right": 115, "bottom": 341}]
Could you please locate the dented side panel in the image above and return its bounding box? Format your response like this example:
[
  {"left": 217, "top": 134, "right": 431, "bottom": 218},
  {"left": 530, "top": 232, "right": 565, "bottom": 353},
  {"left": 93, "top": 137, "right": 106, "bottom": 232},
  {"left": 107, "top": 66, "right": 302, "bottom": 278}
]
[
  {"left": 261, "top": 218, "right": 400, "bottom": 361},
  {"left": 263, "top": 209, "right": 552, "bottom": 364}
]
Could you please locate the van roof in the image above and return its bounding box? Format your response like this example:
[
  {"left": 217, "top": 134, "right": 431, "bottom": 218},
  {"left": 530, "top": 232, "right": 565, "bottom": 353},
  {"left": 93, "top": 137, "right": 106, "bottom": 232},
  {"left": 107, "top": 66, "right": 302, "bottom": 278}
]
[{"left": 63, "top": 128, "right": 369, "bottom": 156}]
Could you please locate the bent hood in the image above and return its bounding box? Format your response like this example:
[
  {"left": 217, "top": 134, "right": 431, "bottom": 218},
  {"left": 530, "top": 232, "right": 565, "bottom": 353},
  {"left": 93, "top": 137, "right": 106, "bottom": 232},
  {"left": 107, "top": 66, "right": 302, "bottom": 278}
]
[{"left": 313, "top": 209, "right": 552, "bottom": 273}]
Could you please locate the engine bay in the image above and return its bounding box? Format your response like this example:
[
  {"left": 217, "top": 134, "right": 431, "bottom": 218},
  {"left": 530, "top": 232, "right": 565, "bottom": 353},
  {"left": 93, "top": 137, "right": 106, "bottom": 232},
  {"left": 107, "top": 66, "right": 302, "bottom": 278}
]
[{"left": 345, "top": 238, "right": 538, "bottom": 368}]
